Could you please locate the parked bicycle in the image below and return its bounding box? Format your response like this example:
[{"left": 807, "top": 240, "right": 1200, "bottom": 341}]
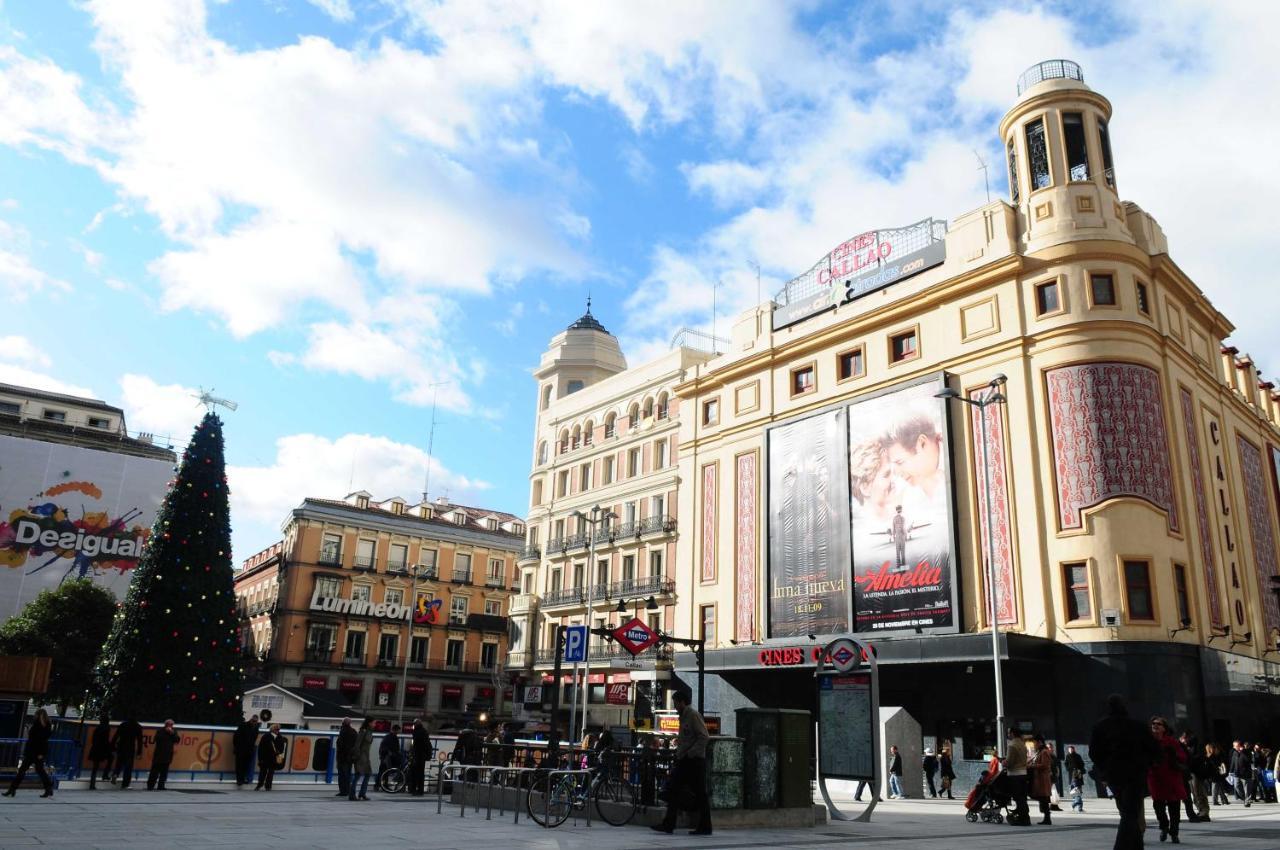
[{"left": 526, "top": 753, "right": 637, "bottom": 827}]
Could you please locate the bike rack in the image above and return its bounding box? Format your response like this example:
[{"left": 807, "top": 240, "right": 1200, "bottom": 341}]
[
  {"left": 540, "top": 768, "right": 595, "bottom": 829},
  {"left": 436, "top": 764, "right": 470, "bottom": 816},
  {"left": 486, "top": 766, "right": 539, "bottom": 823}
]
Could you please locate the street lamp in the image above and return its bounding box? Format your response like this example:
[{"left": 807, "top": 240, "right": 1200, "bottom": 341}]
[
  {"left": 396, "top": 563, "right": 427, "bottom": 729},
  {"left": 570, "top": 505, "right": 614, "bottom": 744},
  {"left": 936, "top": 374, "right": 1008, "bottom": 758},
  {"left": 614, "top": 596, "right": 660, "bottom": 615}
]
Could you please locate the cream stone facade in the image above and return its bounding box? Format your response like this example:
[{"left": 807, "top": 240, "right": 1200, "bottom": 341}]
[{"left": 662, "top": 61, "right": 1280, "bottom": 761}]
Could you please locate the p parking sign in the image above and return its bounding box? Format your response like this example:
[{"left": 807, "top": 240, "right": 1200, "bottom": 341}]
[{"left": 563, "top": 625, "right": 588, "bottom": 663}]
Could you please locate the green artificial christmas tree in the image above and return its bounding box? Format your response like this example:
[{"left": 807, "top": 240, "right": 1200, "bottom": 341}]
[{"left": 94, "top": 411, "right": 243, "bottom": 723}]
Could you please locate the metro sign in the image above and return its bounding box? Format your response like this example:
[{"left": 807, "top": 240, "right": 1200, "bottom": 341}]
[{"left": 612, "top": 617, "right": 660, "bottom": 656}]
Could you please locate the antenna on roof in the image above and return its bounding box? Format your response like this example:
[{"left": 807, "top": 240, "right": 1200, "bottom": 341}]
[
  {"left": 973, "top": 149, "right": 991, "bottom": 203},
  {"left": 193, "top": 387, "right": 239, "bottom": 413}
]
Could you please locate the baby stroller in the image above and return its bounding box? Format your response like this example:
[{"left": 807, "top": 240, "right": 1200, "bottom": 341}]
[{"left": 965, "top": 757, "right": 1012, "bottom": 824}]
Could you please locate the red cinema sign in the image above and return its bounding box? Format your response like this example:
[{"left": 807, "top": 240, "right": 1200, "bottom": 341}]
[{"left": 612, "top": 617, "right": 659, "bottom": 656}]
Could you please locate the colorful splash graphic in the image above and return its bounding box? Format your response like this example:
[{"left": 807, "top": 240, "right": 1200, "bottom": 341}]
[
  {"left": 414, "top": 593, "right": 442, "bottom": 625},
  {"left": 0, "top": 480, "right": 151, "bottom": 581}
]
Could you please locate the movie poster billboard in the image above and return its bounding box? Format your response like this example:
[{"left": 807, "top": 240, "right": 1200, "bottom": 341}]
[
  {"left": 847, "top": 378, "right": 958, "bottom": 633},
  {"left": 767, "top": 409, "right": 852, "bottom": 637},
  {"left": 0, "top": 434, "right": 173, "bottom": 618}
]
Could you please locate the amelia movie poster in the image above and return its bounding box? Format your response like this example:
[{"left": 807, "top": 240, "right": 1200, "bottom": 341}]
[{"left": 0, "top": 434, "right": 173, "bottom": 617}]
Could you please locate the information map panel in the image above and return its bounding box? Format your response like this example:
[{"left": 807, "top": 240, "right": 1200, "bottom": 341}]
[{"left": 818, "top": 671, "right": 873, "bottom": 780}]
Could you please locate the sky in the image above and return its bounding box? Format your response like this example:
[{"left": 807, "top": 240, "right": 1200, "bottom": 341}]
[{"left": 2, "top": 0, "right": 1278, "bottom": 563}]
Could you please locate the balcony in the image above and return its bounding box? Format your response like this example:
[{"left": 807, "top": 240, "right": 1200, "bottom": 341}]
[
  {"left": 386, "top": 562, "right": 409, "bottom": 576},
  {"left": 532, "top": 642, "right": 665, "bottom": 667},
  {"left": 467, "top": 612, "right": 509, "bottom": 633},
  {"left": 509, "top": 594, "right": 538, "bottom": 616},
  {"left": 639, "top": 514, "right": 676, "bottom": 535},
  {"left": 610, "top": 575, "right": 675, "bottom": 599},
  {"left": 451, "top": 568, "right": 472, "bottom": 584},
  {"left": 485, "top": 574, "right": 505, "bottom": 588},
  {"left": 305, "top": 647, "right": 334, "bottom": 663},
  {"left": 353, "top": 555, "right": 376, "bottom": 570},
  {"left": 317, "top": 550, "right": 343, "bottom": 567},
  {"left": 507, "top": 650, "right": 534, "bottom": 669},
  {"left": 542, "top": 586, "right": 585, "bottom": 607},
  {"left": 376, "top": 656, "right": 399, "bottom": 668},
  {"left": 539, "top": 577, "right": 673, "bottom": 610},
  {"left": 518, "top": 545, "right": 541, "bottom": 563},
  {"left": 342, "top": 654, "right": 366, "bottom": 667}
]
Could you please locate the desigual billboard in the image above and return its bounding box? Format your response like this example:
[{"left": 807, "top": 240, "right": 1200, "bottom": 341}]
[{"left": 0, "top": 434, "right": 173, "bottom": 617}]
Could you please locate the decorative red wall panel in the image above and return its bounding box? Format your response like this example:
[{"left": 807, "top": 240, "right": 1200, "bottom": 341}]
[
  {"left": 734, "top": 452, "right": 757, "bottom": 642},
  {"left": 1236, "top": 434, "right": 1280, "bottom": 637},
  {"left": 969, "top": 390, "right": 1017, "bottom": 624}
]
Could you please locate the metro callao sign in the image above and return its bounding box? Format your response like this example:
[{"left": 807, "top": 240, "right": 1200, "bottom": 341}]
[{"left": 612, "top": 617, "right": 660, "bottom": 656}]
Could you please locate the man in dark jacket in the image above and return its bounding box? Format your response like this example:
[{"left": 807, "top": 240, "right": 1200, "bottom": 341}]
[
  {"left": 112, "top": 716, "right": 144, "bottom": 789},
  {"left": 147, "top": 719, "right": 180, "bottom": 790},
  {"left": 379, "top": 723, "right": 403, "bottom": 782},
  {"left": 232, "top": 714, "right": 259, "bottom": 787},
  {"left": 255, "top": 724, "right": 286, "bottom": 790},
  {"left": 335, "top": 717, "right": 357, "bottom": 797},
  {"left": 651, "top": 690, "right": 711, "bottom": 836},
  {"left": 1089, "top": 695, "right": 1159, "bottom": 850},
  {"left": 1230, "top": 741, "right": 1254, "bottom": 807},
  {"left": 409, "top": 718, "right": 432, "bottom": 796},
  {"left": 89, "top": 714, "right": 114, "bottom": 790}
]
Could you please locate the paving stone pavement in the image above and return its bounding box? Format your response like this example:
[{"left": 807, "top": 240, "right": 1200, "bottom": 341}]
[{"left": 0, "top": 786, "right": 1276, "bottom": 849}]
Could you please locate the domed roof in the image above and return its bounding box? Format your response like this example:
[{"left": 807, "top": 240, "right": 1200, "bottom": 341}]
[{"left": 567, "top": 296, "right": 610, "bottom": 334}]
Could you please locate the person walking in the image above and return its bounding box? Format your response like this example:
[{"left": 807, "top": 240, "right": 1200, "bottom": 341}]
[
  {"left": 1184, "top": 737, "right": 1211, "bottom": 822},
  {"left": 255, "top": 724, "right": 285, "bottom": 790},
  {"left": 146, "top": 719, "right": 180, "bottom": 790},
  {"left": 1089, "top": 694, "right": 1160, "bottom": 850},
  {"left": 3, "top": 708, "right": 54, "bottom": 798},
  {"left": 1004, "top": 730, "right": 1030, "bottom": 826},
  {"left": 887, "top": 745, "right": 904, "bottom": 798},
  {"left": 232, "top": 713, "right": 260, "bottom": 788},
  {"left": 922, "top": 747, "right": 938, "bottom": 798},
  {"left": 1028, "top": 735, "right": 1054, "bottom": 825},
  {"left": 1206, "top": 743, "right": 1230, "bottom": 806},
  {"left": 939, "top": 746, "right": 956, "bottom": 799},
  {"left": 88, "top": 714, "right": 114, "bottom": 790},
  {"left": 335, "top": 717, "right": 356, "bottom": 798},
  {"left": 1230, "top": 740, "right": 1253, "bottom": 807},
  {"left": 350, "top": 718, "right": 373, "bottom": 801},
  {"left": 1046, "top": 741, "right": 1064, "bottom": 810},
  {"left": 1148, "top": 717, "right": 1187, "bottom": 844},
  {"left": 1250, "top": 743, "right": 1267, "bottom": 802},
  {"left": 409, "top": 718, "right": 431, "bottom": 796},
  {"left": 112, "top": 715, "right": 144, "bottom": 789},
  {"left": 1177, "top": 731, "right": 1200, "bottom": 822},
  {"left": 1064, "top": 745, "right": 1086, "bottom": 812},
  {"left": 651, "top": 690, "right": 712, "bottom": 836}
]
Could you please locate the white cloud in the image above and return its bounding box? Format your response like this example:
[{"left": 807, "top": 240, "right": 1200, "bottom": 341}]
[
  {"left": 0, "top": 365, "right": 94, "bottom": 398},
  {"left": 0, "top": 45, "right": 109, "bottom": 165},
  {"left": 306, "top": 0, "right": 354, "bottom": 22},
  {"left": 682, "top": 160, "right": 770, "bottom": 208},
  {"left": 0, "top": 219, "right": 72, "bottom": 301},
  {"left": 0, "top": 335, "right": 52, "bottom": 369},
  {"left": 118, "top": 373, "right": 204, "bottom": 441}
]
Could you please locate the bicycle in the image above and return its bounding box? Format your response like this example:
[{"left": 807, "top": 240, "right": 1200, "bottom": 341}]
[
  {"left": 378, "top": 764, "right": 407, "bottom": 793},
  {"left": 526, "top": 757, "right": 637, "bottom": 827}
]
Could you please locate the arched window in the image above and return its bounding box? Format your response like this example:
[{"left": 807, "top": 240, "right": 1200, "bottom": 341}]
[
  {"left": 628, "top": 402, "right": 640, "bottom": 426},
  {"left": 537, "top": 441, "right": 548, "bottom": 465},
  {"left": 558, "top": 428, "right": 570, "bottom": 455},
  {"left": 583, "top": 419, "right": 595, "bottom": 446},
  {"left": 642, "top": 396, "right": 654, "bottom": 419},
  {"left": 541, "top": 385, "right": 553, "bottom": 410},
  {"left": 571, "top": 425, "right": 582, "bottom": 450},
  {"left": 604, "top": 412, "right": 617, "bottom": 439},
  {"left": 656, "top": 392, "right": 669, "bottom": 420}
]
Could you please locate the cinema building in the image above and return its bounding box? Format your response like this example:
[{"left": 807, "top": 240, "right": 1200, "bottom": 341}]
[
  {"left": 641, "top": 60, "right": 1280, "bottom": 766},
  {"left": 233, "top": 493, "right": 523, "bottom": 728}
]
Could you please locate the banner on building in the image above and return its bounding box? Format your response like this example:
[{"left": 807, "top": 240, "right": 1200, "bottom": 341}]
[
  {"left": 0, "top": 434, "right": 173, "bottom": 618},
  {"left": 766, "top": 409, "right": 853, "bottom": 637}
]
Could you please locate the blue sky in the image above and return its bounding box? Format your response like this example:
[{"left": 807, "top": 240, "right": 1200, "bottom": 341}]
[{"left": 2, "top": 0, "right": 1277, "bottom": 562}]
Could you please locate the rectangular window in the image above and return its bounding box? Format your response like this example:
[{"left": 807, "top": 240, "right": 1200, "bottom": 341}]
[
  {"left": 378, "top": 633, "right": 398, "bottom": 663},
  {"left": 320, "top": 533, "right": 343, "bottom": 566},
  {"left": 596, "top": 558, "right": 609, "bottom": 587},
  {"left": 702, "top": 398, "right": 719, "bottom": 425},
  {"left": 1173, "top": 564, "right": 1192, "bottom": 627},
  {"left": 419, "top": 548, "right": 437, "bottom": 572},
  {"left": 890, "top": 329, "right": 918, "bottom": 363},
  {"left": 655, "top": 439, "right": 668, "bottom": 469},
  {"left": 307, "top": 624, "right": 337, "bottom": 655},
  {"left": 352, "top": 584, "right": 372, "bottom": 603},
  {"left": 648, "top": 612, "right": 661, "bottom": 634},
  {"left": 549, "top": 568, "right": 561, "bottom": 593},
  {"left": 385, "top": 588, "right": 404, "bottom": 607},
  {"left": 700, "top": 604, "right": 716, "bottom": 646},
  {"left": 1063, "top": 112, "right": 1090, "bottom": 181},
  {"left": 42, "top": 409, "right": 66, "bottom": 422},
  {"left": 1090, "top": 273, "right": 1116, "bottom": 306},
  {"left": 652, "top": 494, "right": 665, "bottom": 519},
  {"left": 355, "top": 538, "right": 376, "bottom": 570},
  {"left": 572, "top": 562, "right": 584, "bottom": 589},
  {"left": 1035, "top": 280, "right": 1061, "bottom": 316},
  {"left": 580, "top": 463, "right": 591, "bottom": 490},
  {"left": 481, "top": 643, "right": 498, "bottom": 670},
  {"left": 628, "top": 448, "right": 641, "bottom": 477},
  {"left": 410, "top": 636, "right": 429, "bottom": 665},
  {"left": 649, "top": 550, "right": 663, "bottom": 578},
  {"left": 622, "top": 554, "right": 636, "bottom": 583},
  {"left": 487, "top": 558, "right": 504, "bottom": 585},
  {"left": 344, "top": 630, "right": 366, "bottom": 662},
  {"left": 1025, "top": 118, "right": 1050, "bottom": 190},
  {"left": 453, "top": 552, "right": 472, "bottom": 582},
  {"left": 1007, "top": 139, "right": 1019, "bottom": 204},
  {"left": 1123, "top": 559, "right": 1155, "bottom": 620},
  {"left": 405, "top": 684, "right": 425, "bottom": 708},
  {"left": 1136, "top": 281, "right": 1150, "bottom": 315},
  {"left": 484, "top": 599, "right": 501, "bottom": 616},
  {"left": 624, "top": 501, "right": 637, "bottom": 525},
  {"left": 449, "top": 595, "right": 468, "bottom": 625},
  {"left": 605, "top": 417, "right": 616, "bottom": 438},
  {"left": 557, "top": 470, "right": 569, "bottom": 497},
  {"left": 522, "top": 573, "right": 532, "bottom": 594},
  {"left": 441, "top": 685, "right": 462, "bottom": 711},
  {"left": 790, "top": 365, "right": 815, "bottom": 397},
  {"left": 1063, "top": 562, "right": 1091, "bottom": 621},
  {"left": 445, "top": 639, "right": 465, "bottom": 669},
  {"left": 315, "top": 575, "right": 341, "bottom": 599},
  {"left": 1098, "top": 119, "right": 1115, "bottom": 187},
  {"left": 88, "top": 416, "right": 111, "bottom": 429},
  {"left": 388, "top": 543, "right": 408, "bottom": 572},
  {"left": 837, "top": 347, "right": 865, "bottom": 381}
]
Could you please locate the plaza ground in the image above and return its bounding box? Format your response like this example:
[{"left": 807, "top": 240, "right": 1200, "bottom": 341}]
[{"left": 0, "top": 786, "right": 1277, "bottom": 849}]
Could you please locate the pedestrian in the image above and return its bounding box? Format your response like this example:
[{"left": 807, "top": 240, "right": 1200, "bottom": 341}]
[
  {"left": 112, "top": 715, "right": 144, "bottom": 789},
  {"left": 1004, "top": 729, "right": 1030, "bottom": 826},
  {"left": 887, "top": 745, "right": 904, "bottom": 798},
  {"left": 335, "top": 717, "right": 356, "bottom": 798},
  {"left": 1206, "top": 743, "right": 1229, "bottom": 806},
  {"left": 1250, "top": 743, "right": 1267, "bottom": 802},
  {"left": 88, "top": 713, "right": 114, "bottom": 790},
  {"left": 232, "top": 713, "right": 260, "bottom": 788},
  {"left": 379, "top": 723, "right": 402, "bottom": 783},
  {"left": 146, "top": 719, "right": 180, "bottom": 790},
  {"left": 853, "top": 778, "right": 870, "bottom": 802},
  {"left": 1148, "top": 717, "right": 1187, "bottom": 844},
  {"left": 1089, "top": 694, "right": 1160, "bottom": 850},
  {"left": 501, "top": 722, "right": 517, "bottom": 768},
  {"left": 922, "top": 747, "right": 938, "bottom": 798},
  {"left": 939, "top": 745, "right": 956, "bottom": 799},
  {"left": 1064, "top": 745, "right": 1086, "bottom": 812},
  {"left": 1183, "top": 735, "right": 1211, "bottom": 822},
  {"left": 650, "top": 690, "right": 712, "bottom": 836},
  {"left": 409, "top": 717, "right": 431, "bottom": 795},
  {"left": 350, "top": 718, "right": 373, "bottom": 801},
  {"left": 1230, "top": 740, "right": 1253, "bottom": 807},
  {"left": 1046, "top": 741, "right": 1063, "bottom": 810},
  {"left": 255, "top": 723, "right": 285, "bottom": 790},
  {"left": 1263, "top": 746, "right": 1277, "bottom": 803},
  {"left": 1027, "top": 735, "right": 1054, "bottom": 825},
  {"left": 3, "top": 708, "right": 54, "bottom": 798}
]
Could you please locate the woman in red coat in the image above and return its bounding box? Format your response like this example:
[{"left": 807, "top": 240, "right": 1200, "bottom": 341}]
[{"left": 1148, "top": 717, "right": 1188, "bottom": 844}]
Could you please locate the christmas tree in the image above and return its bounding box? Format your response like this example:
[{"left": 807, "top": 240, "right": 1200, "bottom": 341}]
[{"left": 94, "top": 411, "right": 243, "bottom": 723}]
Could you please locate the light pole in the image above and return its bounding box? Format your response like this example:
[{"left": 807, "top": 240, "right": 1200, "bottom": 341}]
[
  {"left": 937, "top": 374, "right": 1008, "bottom": 757},
  {"left": 396, "top": 564, "right": 424, "bottom": 729},
  {"left": 571, "top": 505, "right": 614, "bottom": 744}
]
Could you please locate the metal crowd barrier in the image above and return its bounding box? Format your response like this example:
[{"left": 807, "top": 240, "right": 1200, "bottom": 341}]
[
  {"left": 0, "top": 738, "right": 81, "bottom": 783},
  {"left": 540, "top": 767, "right": 595, "bottom": 829},
  {"left": 486, "top": 766, "right": 539, "bottom": 823}
]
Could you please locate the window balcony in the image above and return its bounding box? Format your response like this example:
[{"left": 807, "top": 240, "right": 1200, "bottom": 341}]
[
  {"left": 318, "top": 551, "right": 343, "bottom": 567},
  {"left": 444, "top": 660, "right": 463, "bottom": 672},
  {"left": 305, "top": 647, "right": 334, "bottom": 663},
  {"left": 609, "top": 575, "right": 675, "bottom": 599},
  {"left": 541, "top": 587, "right": 585, "bottom": 607},
  {"left": 518, "top": 545, "right": 541, "bottom": 563},
  {"left": 639, "top": 514, "right": 677, "bottom": 535},
  {"left": 353, "top": 555, "right": 376, "bottom": 570},
  {"left": 376, "top": 656, "right": 400, "bottom": 668},
  {"left": 387, "top": 562, "right": 408, "bottom": 575},
  {"left": 507, "top": 650, "right": 534, "bottom": 669},
  {"left": 342, "top": 654, "right": 366, "bottom": 667},
  {"left": 451, "top": 568, "right": 472, "bottom": 584},
  {"left": 485, "top": 574, "right": 505, "bottom": 588}
]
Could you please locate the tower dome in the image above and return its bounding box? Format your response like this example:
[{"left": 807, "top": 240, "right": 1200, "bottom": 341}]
[{"left": 533, "top": 297, "right": 626, "bottom": 412}]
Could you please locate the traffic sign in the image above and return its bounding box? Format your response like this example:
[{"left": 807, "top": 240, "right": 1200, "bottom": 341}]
[
  {"left": 612, "top": 617, "right": 660, "bottom": 656},
  {"left": 563, "top": 625, "right": 588, "bottom": 663}
]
